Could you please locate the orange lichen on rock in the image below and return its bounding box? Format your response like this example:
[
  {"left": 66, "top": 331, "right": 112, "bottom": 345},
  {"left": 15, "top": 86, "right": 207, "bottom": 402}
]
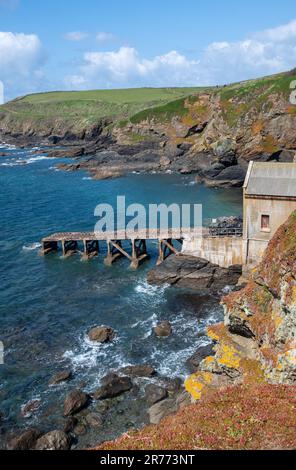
[
  {"left": 222, "top": 210, "right": 296, "bottom": 384},
  {"left": 184, "top": 371, "right": 213, "bottom": 401}
]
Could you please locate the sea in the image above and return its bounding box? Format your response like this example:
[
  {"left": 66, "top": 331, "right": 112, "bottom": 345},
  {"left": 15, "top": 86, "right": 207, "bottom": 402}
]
[{"left": 0, "top": 143, "right": 242, "bottom": 447}]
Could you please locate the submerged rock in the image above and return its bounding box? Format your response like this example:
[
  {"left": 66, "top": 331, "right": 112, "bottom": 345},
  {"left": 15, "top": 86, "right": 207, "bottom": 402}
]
[
  {"left": 21, "top": 399, "right": 41, "bottom": 419},
  {"left": 93, "top": 374, "right": 133, "bottom": 400},
  {"left": 7, "top": 428, "right": 42, "bottom": 450},
  {"left": 88, "top": 326, "right": 115, "bottom": 343},
  {"left": 35, "top": 430, "right": 71, "bottom": 450},
  {"left": 85, "top": 412, "right": 103, "bottom": 428},
  {"left": 119, "top": 364, "right": 156, "bottom": 377},
  {"left": 49, "top": 370, "right": 72, "bottom": 386},
  {"left": 153, "top": 321, "right": 172, "bottom": 338},
  {"left": 63, "top": 390, "right": 89, "bottom": 416}
]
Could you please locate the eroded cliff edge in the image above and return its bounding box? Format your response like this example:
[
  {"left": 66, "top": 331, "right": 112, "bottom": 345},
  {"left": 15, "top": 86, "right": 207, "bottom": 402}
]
[{"left": 186, "top": 210, "right": 296, "bottom": 401}]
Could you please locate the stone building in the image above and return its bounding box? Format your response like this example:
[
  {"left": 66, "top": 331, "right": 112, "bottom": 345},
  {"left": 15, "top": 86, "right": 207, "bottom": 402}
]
[
  {"left": 243, "top": 161, "right": 296, "bottom": 265},
  {"left": 183, "top": 161, "right": 296, "bottom": 268}
]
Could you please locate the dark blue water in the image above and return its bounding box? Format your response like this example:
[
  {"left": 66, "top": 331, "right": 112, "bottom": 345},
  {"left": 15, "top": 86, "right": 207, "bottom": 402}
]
[{"left": 0, "top": 143, "right": 242, "bottom": 446}]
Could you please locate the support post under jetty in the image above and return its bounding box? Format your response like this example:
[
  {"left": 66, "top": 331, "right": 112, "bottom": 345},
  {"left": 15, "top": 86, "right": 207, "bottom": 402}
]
[{"left": 39, "top": 230, "right": 192, "bottom": 269}]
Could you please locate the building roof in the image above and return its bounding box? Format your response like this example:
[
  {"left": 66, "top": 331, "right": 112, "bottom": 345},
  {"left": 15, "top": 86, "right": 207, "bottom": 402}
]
[{"left": 244, "top": 162, "right": 296, "bottom": 198}]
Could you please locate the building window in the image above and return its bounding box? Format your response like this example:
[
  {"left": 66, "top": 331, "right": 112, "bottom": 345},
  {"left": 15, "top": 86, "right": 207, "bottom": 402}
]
[{"left": 261, "top": 214, "right": 270, "bottom": 231}]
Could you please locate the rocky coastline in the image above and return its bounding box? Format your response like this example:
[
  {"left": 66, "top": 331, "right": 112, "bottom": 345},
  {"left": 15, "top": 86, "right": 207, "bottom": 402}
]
[
  {"left": 2, "top": 70, "right": 296, "bottom": 187},
  {"left": 1, "top": 255, "right": 242, "bottom": 450}
]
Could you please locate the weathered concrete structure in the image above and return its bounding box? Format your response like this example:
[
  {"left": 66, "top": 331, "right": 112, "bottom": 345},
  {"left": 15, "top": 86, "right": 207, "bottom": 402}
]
[{"left": 243, "top": 162, "right": 296, "bottom": 266}]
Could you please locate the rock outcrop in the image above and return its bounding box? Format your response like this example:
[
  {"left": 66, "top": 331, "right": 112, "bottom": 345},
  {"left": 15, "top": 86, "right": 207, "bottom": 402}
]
[
  {"left": 185, "top": 211, "right": 296, "bottom": 401},
  {"left": 63, "top": 390, "right": 89, "bottom": 416},
  {"left": 88, "top": 326, "right": 115, "bottom": 343},
  {"left": 147, "top": 254, "right": 242, "bottom": 291},
  {"left": 153, "top": 321, "right": 173, "bottom": 338},
  {"left": 92, "top": 374, "right": 133, "bottom": 400}
]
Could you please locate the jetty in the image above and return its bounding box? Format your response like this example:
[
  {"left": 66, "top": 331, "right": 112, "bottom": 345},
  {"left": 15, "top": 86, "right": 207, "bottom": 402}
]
[{"left": 40, "top": 228, "right": 204, "bottom": 269}]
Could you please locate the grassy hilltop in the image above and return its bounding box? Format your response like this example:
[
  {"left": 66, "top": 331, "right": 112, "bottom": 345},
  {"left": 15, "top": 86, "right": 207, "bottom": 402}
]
[
  {"left": 0, "top": 87, "right": 206, "bottom": 127},
  {"left": 1, "top": 70, "right": 296, "bottom": 168}
]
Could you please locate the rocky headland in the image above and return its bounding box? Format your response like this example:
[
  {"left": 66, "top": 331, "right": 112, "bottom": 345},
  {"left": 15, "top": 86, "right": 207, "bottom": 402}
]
[{"left": 1, "top": 70, "right": 296, "bottom": 186}]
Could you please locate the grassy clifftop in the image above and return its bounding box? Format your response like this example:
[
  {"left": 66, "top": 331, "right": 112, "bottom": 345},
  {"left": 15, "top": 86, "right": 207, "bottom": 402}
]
[
  {"left": 1, "top": 70, "right": 296, "bottom": 155},
  {"left": 0, "top": 87, "right": 204, "bottom": 127}
]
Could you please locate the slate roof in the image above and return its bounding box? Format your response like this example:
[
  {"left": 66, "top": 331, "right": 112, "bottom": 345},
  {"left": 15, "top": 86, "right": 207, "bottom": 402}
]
[{"left": 244, "top": 162, "right": 296, "bottom": 197}]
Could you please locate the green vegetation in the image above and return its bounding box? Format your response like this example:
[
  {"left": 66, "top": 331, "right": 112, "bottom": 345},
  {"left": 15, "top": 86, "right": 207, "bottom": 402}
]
[
  {"left": 218, "top": 72, "right": 296, "bottom": 127},
  {"left": 0, "top": 70, "right": 295, "bottom": 131},
  {"left": 0, "top": 87, "right": 204, "bottom": 126}
]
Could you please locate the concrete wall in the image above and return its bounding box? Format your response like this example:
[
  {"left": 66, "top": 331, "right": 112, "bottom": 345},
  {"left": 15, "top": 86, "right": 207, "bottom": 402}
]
[
  {"left": 243, "top": 195, "right": 296, "bottom": 264},
  {"left": 182, "top": 236, "right": 243, "bottom": 268}
]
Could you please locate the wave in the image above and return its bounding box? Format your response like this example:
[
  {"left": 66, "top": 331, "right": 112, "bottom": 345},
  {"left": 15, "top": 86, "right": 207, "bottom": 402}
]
[
  {"left": 134, "top": 279, "right": 169, "bottom": 296},
  {"left": 22, "top": 242, "right": 42, "bottom": 251}
]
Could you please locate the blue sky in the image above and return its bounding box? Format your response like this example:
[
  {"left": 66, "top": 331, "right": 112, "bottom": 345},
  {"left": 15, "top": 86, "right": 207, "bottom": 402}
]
[{"left": 1, "top": 0, "right": 296, "bottom": 100}]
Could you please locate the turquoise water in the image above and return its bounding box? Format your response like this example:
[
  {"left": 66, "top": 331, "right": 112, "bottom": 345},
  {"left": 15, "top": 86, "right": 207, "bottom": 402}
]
[{"left": 0, "top": 144, "right": 242, "bottom": 445}]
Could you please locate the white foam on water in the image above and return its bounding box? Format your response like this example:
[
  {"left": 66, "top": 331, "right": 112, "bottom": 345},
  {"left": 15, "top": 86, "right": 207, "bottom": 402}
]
[
  {"left": 0, "top": 143, "right": 16, "bottom": 150},
  {"left": 130, "top": 313, "right": 157, "bottom": 329},
  {"left": 22, "top": 242, "right": 42, "bottom": 251},
  {"left": 63, "top": 333, "right": 119, "bottom": 371},
  {"left": 82, "top": 176, "right": 92, "bottom": 180},
  {"left": 0, "top": 162, "right": 19, "bottom": 167},
  {"left": 25, "top": 156, "right": 51, "bottom": 164},
  {"left": 134, "top": 279, "right": 169, "bottom": 297}
]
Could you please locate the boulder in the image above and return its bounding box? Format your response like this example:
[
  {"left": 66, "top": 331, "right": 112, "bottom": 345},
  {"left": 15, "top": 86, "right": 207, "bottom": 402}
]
[
  {"left": 153, "top": 321, "right": 172, "bottom": 338},
  {"left": 186, "top": 344, "right": 215, "bottom": 373},
  {"left": 148, "top": 398, "right": 177, "bottom": 425},
  {"left": 7, "top": 428, "right": 42, "bottom": 450},
  {"left": 63, "top": 390, "right": 89, "bottom": 416},
  {"left": 93, "top": 374, "right": 133, "bottom": 400},
  {"left": 49, "top": 370, "right": 72, "bottom": 385},
  {"left": 85, "top": 412, "right": 103, "bottom": 428},
  {"left": 35, "top": 430, "right": 71, "bottom": 450},
  {"left": 88, "top": 326, "right": 115, "bottom": 343},
  {"left": 119, "top": 364, "right": 156, "bottom": 377},
  {"left": 145, "top": 384, "right": 168, "bottom": 406}
]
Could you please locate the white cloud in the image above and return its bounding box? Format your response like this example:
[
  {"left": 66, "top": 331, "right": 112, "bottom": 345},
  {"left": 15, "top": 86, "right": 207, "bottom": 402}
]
[
  {"left": 65, "top": 46, "right": 201, "bottom": 89},
  {"left": 255, "top": 19, "right": 296, "bottom": 42},
  {"left": 64, "top": 31, "right": 89, "bottom": 41},
  {"left": 0, "top": 32, "right": 45, "bottom": 99},
  {"left": 65, "top": 18, "right": 296, "bottom": 90},
  {"left": 96, "top": 32, "right": 116, "bottom": 43}
]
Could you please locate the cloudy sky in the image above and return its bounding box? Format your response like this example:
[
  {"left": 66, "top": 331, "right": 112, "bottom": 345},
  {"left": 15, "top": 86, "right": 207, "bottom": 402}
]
[{"left": 1, "top": 0, "right": 296, "bottom": 100}]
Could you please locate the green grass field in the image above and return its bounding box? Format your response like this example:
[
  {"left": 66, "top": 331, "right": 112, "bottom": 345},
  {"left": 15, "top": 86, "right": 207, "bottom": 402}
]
[
  {"left": 0, "top": 86, "right": 209, "bottom": 127},
  {"left": 19, "top": 87, "right": 204, "bottom": 104},
  {"left": 0, "top": 70, "right": 294, "bottom": 130}
]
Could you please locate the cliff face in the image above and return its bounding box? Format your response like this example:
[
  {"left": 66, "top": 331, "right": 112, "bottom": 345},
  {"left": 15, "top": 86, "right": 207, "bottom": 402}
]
[
  {"left": 185, "top": 211, "right": 296, "bottom": 402},
  {"left": 223, "top": 210, "right": 296, "bottom": 384}
]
